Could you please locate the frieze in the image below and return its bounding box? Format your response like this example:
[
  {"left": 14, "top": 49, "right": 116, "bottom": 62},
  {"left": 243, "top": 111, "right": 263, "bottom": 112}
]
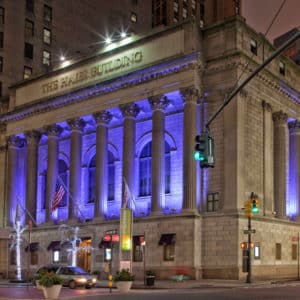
[
  {"left": 148, "top": 95, "right": 170, "bottom": 111},
  {"left": 93, "top": 111, "right": 113, "bottom": 126}
]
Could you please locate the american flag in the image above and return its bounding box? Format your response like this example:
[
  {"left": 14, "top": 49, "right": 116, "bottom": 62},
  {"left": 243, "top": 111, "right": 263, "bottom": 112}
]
[
  {"left": 51, "top": 180, "right": 65, "bottom": 213},
  {"left": 122, "top": 177, "right": 132, "bottom": 209}
]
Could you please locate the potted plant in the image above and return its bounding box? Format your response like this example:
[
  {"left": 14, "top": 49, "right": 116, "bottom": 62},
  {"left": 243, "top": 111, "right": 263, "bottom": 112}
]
[
  {"left": 145, "top": 270, "right": 156, "bottom": 286},
  {"left": 38, "top": 272, "right": 63, "bottom": 299},
  {"left": 34, "top": 267, "right": 48, "bottom": 290},
  {"left": 114, "top": 269, "right": 135, "bottom": 293}
]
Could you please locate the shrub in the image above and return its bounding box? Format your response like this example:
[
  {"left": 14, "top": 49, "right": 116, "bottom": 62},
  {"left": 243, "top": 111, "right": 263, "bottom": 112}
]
[
  {"left": 114, "top": 269, "right": 135, "bottom": 281},
  {"left": 38, "top": 272, "right": 63, "bottom": 288},
  {"left": 146, "top": 270, "right": 156, "bottom": 277}
]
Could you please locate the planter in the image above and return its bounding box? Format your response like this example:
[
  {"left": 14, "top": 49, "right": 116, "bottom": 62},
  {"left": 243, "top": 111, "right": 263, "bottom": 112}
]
[
  {"left": 146, "top": 275, "right": 155, "bottom": 286},
  {"left": 36, "top": 280, "right": 43, "bottom": 290},
  {"left": 116, "top": 281, "right": 133, "bottom": 293},
  {"left": 42, "top": 285, "right": 62, "bottom": 299}
]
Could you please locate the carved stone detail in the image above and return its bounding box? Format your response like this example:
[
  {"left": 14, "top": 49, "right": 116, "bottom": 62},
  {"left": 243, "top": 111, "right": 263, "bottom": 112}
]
[
  {"left": 93, "top": 110, "right": 113, "bottom": 126},
  {"left": 148, "top": 95, "right": 170, "bottom": 111},
  {"left": 262, "top": 101, "right": 272, "bottom": 112},
  {"left": 7, "top": 135, "right": 25, "bottom": 148},
  {"left": 180, "top": 87, "right": 199, "bottom": 102},
  {"left": 272, "top": 111, "right": 288, "bottom": 124},
  {"left": 67, "top": 118, "right": 86, "bottom": 132},
  {"left": 44, "top": 124, "right": 62, "bottom": 137},
  {"left": 24, "top": 130, "right": 41, "bottom": 145},
  {"left": 119, "top": 103, "right": 140, "bottom": 118}
]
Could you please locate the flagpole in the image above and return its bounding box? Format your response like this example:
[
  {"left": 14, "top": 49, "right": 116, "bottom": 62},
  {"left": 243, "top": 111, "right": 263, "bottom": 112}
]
[{"left": 17, "top": 197, "right": 37, "bottom": 227}]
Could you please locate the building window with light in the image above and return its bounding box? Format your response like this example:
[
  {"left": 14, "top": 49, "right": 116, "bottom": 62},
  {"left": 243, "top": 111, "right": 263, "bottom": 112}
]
[
  {"left": 207, "top": 192, "right": 219, "bottom": 212},
  {"left": 43, "top": 28, "right": 51, "bottom": 44},
  {"left": 250, "top": 38, "right": 257, "bottom": 55},
  {"left": 44, "top": 5, "right": 52, "bottom": 23},
  {"left": 23, "top": 66, "right": 32, "bottom": 79},
  {"left": 53, "top": 250, "right": 60, "bottom": 263},
  {"left": 254, "top": 243, "right": 260, "bottom": 259},
  {"left": 131, "top": 12, "right": 137, "bottom": 23},
  {"left": 88, "top": 155, "right": 96, "bottom": 204},
  {"left": 275, "top": 243, "right": 281, "bottom": 260},
  {"left": 25, "top": 19, "right": 34, "bottom": 37},
  {"left": 43, "top": 50, "right": 51, "bottom": 66},
  {"left": 133, "top": 236, "right": 144, "bottom": 262},
  {"left": 159, "top": 234, "right": 176, "bottom": 261},
  {"left": 24, "top": 42, "right": 33, "bottom": 59},
  {"left": 0, "top": 7, "right": 5, "bottom": 24},
  {"left": 279, "top": 61, "right": 285, "bottom": 76}
]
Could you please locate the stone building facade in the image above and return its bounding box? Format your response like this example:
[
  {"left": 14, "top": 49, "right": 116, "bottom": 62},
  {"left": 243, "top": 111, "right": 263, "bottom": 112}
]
[{"left": 0, "top": 16, "right": 299, "bottom": 280}]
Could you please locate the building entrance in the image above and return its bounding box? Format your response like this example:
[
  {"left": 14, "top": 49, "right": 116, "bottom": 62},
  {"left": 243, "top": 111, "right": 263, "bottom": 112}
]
[{"left": 77, "top": 238, "right": 92, "bottom": 272}]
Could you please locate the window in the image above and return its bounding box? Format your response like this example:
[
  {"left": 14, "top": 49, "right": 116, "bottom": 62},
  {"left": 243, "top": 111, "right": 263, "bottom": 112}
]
[
  {"left": 24, "top": 42, "right": 33, "bottom": 59},
  {"left": 139, "top": 141, "right": 171, "bottom": 197},
  {"left": 183, "top": 8, "right": 188, "bottom": 19},
  {"left": 133, "top": 236, "right": 144, "bottom": 262},
  {"left": 275, "top": 243, "right": 281, "bottom": 260},
  {"left": 0, "top": 82, "right": 2, "bottom": 97},
  {"left": 108, "top": 151, "right": 115, "bottom": 200},
  {"left": 173, "top": 0, "right": 179, "bottom": 13},
  {"left": 25, "top": 19, "right": 34, "bottom": 37},
  {"left": 58, "top": 159, "right": 68, "bottom": 207},
  {"left": 159, "top": 234, "right": 176, "bottom": 261},
  {"left": 254, "top": 243, "right": 260, "bottom": 259},
  {"left": 234, "top": 0, "right": 241, "bottom": 15},
  {"left": 10, "top": 250, "right": 16, "bottom": 265},
  {"left": 44, "top": 5, "right": 52, "bottom": 22},
  {"left": 25, "top": 243, "right": 39, "bottom": 265},
  {"left": 26, "top": 0, "right": 34, "bottom": 13},
  {"left": 53, "top": 250, "right": 60, "bottom": 263},
  {"left": 88, "top": 155, "right": 96, "bottom": 203},
  {"left": 0, "top": 56, "right": 3, "bottom": 72},
  {"left": 41, "top": 171, "right": 47, "bottom": 209},
  {"left": 279, "top": 61, "right": 285, "bottom": 76},
  {"left": 0, "top": 7, "right": 4, "bottom": 24},
  {"left": 131, "top": 12, "right": 137, "bottom": 23},
  {"left": 0, "top": 32, "right": 3, "bottom": 48},
  {"left": 23, "top": 66, "right": 32, "bottom": 79},
  {"left": 292, "top": 244, "right": 297, "bottom": 260},
  {"left": 207, "top": 192, "right": 219, "bottom": 212},
  {"left": 250, "top": 38, "right": 257, "bottom": 55},
  {"left": 43, "top": 50, "right": 50, "bottom": 66},
  {"left": 43, "top": 28, "right": 51, "bottom": 44}
]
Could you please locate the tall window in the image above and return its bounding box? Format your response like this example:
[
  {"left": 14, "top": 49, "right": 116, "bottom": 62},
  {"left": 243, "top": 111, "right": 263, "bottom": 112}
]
[
  {"left": 44, "top": 5, "right": 52, "bottom": 22},
  {"left": 23, "top": 66, "right": 32, "bottom": 79},
  {"left": 207, "top": 192, "right": 219, "bottom": 212},
  {"left": 24, "top": 42, "right": 33, "bottom": 59},
  {"left": 139, "top": 141, "right": 171, "bottom": 196},
  {"left": 0, "top": 56, "right": 3, "bottom": 72},
  {"left": 0, "top": 32, "right": 3, "bottom": 48},
  {"left": 88, "top": 156, "right": 96, "bottom": 204},
  {"left": 43, "top": 28, "right": 51, "bottom": 44},
  {"left": 292, "top": 244, "right": 297, "bottom": 260},
  {"left": 0, "top": 7, "right": 4, "bottom": 24},
  {"left": 25, "top": 19, "right": 34, "bottom": 37},
  {"left": 275, "top": 243, "right": 281, "bottom": 260},
  {"left": 41, "top": 171, "right": 47, "bottom": 209},
  {"left": 108, "top": 151, "right": 115, "bottom": 201},
  {"left": 43, "top": 50, "right": 50, "bottom": 66},
  {"left": 26, "top": 0, "right": 34, "bottom": 13},
  {"left": 133, "top": 236, "right": 144, "bottom": 262},
  {"left": 58, "top": 159, "right": 68, "bottom": 207}
]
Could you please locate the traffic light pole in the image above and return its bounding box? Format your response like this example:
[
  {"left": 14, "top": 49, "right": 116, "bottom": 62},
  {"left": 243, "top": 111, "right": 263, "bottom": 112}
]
[
  {"left": 205, "top": 30, "right": 300, "bottom": 131},
  {"left": 246, "top": 216, "right": 252, "bottom": 284}
]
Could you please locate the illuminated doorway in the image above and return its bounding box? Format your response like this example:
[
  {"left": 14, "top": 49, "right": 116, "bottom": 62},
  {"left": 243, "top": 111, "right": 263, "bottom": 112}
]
[{"left": 77, "top": 238, "right": 92, "bottom": 272}]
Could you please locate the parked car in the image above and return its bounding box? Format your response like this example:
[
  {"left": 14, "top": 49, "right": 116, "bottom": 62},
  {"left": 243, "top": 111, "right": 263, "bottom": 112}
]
[{"left": 33, "top": 265, "right": 97, "bottom": 289}]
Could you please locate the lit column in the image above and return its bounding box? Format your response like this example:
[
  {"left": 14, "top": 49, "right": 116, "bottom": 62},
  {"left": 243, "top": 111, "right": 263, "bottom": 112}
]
[
  {"left": 45, "top": 125, "right": 62, "bottom": 223},
  {"left": 288, "top": 121, "right": 300, "bottom": 218},
  {"left": 180, "top": 87, "right": 199, "bottom": 212},
  {"left": 7, "top": 135, "right": 24, "bottom": 226},
  {"left": 24, "top": 130, "right": 41, "bottom": 224},
  {"left": 273, "top": 111, "right": 288, "bottom": 218},
  {"left": 93, "top": 110, "right": 112, "bottom": 219},
  {"left": 148, "top": 95, "right": 169, "bottom": 214},
  {"left": 120, "top": 103, "right": 140, "bottom": 207},
  {"left": 68, "top": 118, "right": 85, "bottom": 221}
]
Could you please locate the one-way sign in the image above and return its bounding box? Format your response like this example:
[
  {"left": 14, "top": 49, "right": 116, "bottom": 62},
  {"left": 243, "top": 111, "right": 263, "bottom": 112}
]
[{"left": 243, "top": 229, "right": 256, "bottom": 234}]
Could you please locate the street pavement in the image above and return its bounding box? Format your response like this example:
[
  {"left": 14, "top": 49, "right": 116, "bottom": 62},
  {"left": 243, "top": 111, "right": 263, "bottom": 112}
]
[{"left": 1, "top": 278, "right": 300, "bottom": 300}]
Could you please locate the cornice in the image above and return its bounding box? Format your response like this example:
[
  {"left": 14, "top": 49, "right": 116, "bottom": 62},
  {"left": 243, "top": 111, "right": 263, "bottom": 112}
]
[{"left": 0, "top": 52, "right": 199, "bottom": 123}]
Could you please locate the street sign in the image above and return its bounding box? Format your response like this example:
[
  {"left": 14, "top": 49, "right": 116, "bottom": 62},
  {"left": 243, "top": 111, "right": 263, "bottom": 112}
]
[
  {"left": 243, "top": 229, "right": 256, "bottom": 234},
  {"left": 106, "top": 229, "right": 118, "bottom": 235}
]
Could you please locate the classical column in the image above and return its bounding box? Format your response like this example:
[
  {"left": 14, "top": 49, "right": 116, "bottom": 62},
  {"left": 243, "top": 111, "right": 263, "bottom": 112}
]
[
  {"left": 68, "top": 118, "right": 85, "bottom": 221},
  {"left": 93, "top": 111, "right": 112, "bottom": 219},
  {"left": 120, "top": 103, "right": 140, "bottom": 208},
  {"left": 289, "top": 121, "right": 300, "bottom": 219},
  {"left": 45, "top": 125, "right": 62, "bottom": 223},
  {"left": 262, "top": 101, "right": 274, "bottom": 216},
  {"left": 24, "top": 130, "right": 41, "bottom": 224},
  {"left": 273, "top": 111, "right": 288, "bottom": 218},
  {"left": 180, "top": 87, "right": 199, "bottom": 212},
  {"left": 7, "top": 136, "right": 24, "bottom": 226},
  {"left": 148, "top": 95, "right": 169, "bottom": 214}
]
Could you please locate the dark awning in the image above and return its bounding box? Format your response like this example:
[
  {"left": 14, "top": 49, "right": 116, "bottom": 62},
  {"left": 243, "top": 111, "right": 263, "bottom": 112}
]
[
  {"left": 158, "top": 234, "right": 176, "bottom": 245},
  {"left": 99, "top": 240, "right": 111, "bottom": 248},
  {"left": 47, "top": 241, "right": 61, "bottom": 251},
  {"left": 25, "top": 242, "right": 39, "bottom": 252},
  {"left": 61, "top": 240, "right": 80, "bottom": 248}
]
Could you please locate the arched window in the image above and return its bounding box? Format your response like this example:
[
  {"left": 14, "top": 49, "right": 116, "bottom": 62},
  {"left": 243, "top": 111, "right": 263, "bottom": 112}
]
[
  {"left": 108, "top": 151, "right": 115, "bottom": 201},
  {"left": 139, "top": 141, "right": 171, "bottom": 197},
  {"left": 58, "top": 159, "right": 68, "bottom": 207},
  {"left": 88, "top": 155, "right": 96, "bottom": 204}
]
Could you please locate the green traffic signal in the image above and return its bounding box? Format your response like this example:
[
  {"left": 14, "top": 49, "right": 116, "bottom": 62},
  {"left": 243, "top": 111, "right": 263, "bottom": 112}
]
[
  {"left": 251, "top": 200, "right": 259, "bottom": 214},
  {"left": 194, "top": 132, "right": 215, "bottom": 168}
]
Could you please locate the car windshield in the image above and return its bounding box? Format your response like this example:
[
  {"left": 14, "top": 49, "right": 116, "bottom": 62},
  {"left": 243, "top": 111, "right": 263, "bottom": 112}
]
[{"left": 69, "top": 267, "right": 89, "bottom": 275}]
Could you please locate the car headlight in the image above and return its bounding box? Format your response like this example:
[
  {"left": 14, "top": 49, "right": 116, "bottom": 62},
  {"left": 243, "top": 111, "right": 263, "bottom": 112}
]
[
  {"left": 76, "top": 277, "right": 87, "bottom": 283},
  {"left": 92, "top": 278, "right": 97, "bottom": 283}
]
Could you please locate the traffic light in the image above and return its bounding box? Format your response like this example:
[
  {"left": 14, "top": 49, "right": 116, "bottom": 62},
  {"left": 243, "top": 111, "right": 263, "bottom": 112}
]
[
  {"left": 244, "top": 193, "right": 259, "bottom": 217},
  {"left": 251, "top": 194, "right": 259, "bottom": 214},
  {"left": 194, "top": 131, "right": 215, "bottom": 168}
]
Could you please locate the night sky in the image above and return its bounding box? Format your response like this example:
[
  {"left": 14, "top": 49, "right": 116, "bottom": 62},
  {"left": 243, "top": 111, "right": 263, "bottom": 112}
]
[{"left": 242, "top": 0, "right": 299, "bottom": 42}]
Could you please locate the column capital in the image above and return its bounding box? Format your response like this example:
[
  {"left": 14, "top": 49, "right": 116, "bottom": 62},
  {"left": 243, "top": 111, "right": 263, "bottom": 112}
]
[
  {"left": 262, "top": 100, "right": 272, "bottom": 112},
  {"left": 67, "top": 118, "right": 86, "bottom": 132},
  {"left": 180, "top": 87, "right": 199, "bottom": 102},
  {"left": 93, "top": 110, "right": 112, "bottom": 126},
  {"left": 289, "top": 120, "right": 300, "bottom": 134},
  {"left": 45, "top": 124, "right": 62, "bottom": 137},
  {"left": 0, "top": 122, "right": 6, "bottom": 134},
  {"left": 119, "top": 102, "right": 140, "bottom": 118},
  {"left": 24, "top": 130, "right": 42, "bottom": 145},
  {"left": 272, "top": 111, "right": 288, "bottom": 124},
  {"left": 148, "top": 95, "right": 170, "bottom": 111},
  {"left": 7, "top": 135, "right": 25, "bottom": 148}
]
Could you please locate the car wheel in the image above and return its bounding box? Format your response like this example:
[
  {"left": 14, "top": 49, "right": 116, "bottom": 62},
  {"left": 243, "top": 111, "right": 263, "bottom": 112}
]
[
  {"left": 69, "top": 280, "right": 77, "bottom": 289},
  {"left": 85, "top": 285, "right": 92, "bottom": 289}
]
